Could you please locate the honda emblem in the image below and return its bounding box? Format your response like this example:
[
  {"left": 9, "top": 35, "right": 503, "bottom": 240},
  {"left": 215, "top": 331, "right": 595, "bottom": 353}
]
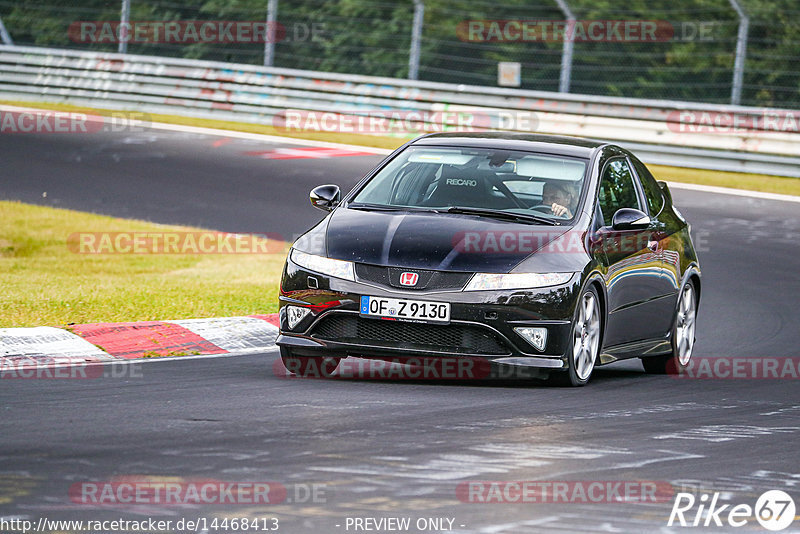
[{"left": 399, "top": 272, "right": 419, "bottom": 286}]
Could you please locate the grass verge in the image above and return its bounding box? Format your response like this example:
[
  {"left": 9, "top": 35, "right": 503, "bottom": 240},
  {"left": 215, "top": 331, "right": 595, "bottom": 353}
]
[
  {"left": 649, "top": 164, "right": 800, "bottom": 196},
  {"left": 0, "top": 201, "right": 286, "bottom": 328}
]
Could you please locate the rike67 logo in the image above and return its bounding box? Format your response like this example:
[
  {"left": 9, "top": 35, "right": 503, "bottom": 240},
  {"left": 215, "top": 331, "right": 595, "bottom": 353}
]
[{"left": 668, "top": 490, "right": 796, "bottom": 531}]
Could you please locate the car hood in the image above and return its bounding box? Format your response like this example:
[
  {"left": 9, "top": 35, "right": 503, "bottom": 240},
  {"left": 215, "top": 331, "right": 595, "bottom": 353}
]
[{"left": 324, "top": 207, "right": 571, "bottom": 273}]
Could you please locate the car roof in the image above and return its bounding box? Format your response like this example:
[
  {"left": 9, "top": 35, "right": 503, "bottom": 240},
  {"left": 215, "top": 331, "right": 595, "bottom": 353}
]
[{"left": 410, "top": 132, "right": 612, "bottom": 158}]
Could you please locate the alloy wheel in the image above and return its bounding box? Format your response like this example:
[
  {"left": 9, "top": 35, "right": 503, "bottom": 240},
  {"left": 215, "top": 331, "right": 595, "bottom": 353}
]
[
  {"left": 573, "top": 291, "right": 601, "bottom": 381},
  {"left": 675, "top": 284, "right": 697, "bottom": 366}
]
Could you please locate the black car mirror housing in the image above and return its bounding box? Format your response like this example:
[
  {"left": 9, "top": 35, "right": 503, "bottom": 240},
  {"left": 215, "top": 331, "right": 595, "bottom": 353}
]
[
  {"left": 310, "top": 184, "right": 341, "bottom": 212},
  {"left": 611, "top": 208, "right": 651, "bottom": 231}
]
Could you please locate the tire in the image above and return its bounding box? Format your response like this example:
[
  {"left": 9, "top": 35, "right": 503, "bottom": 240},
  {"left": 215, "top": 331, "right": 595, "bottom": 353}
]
[
  {"left": 550, "top": 285, "right": 602, "bottom": 387},
  {"left": 641, "top": 280, "right": 697, "bottom": 375},
  {"left": 280, "top": 346, "right": 341, "bottom": 378}
]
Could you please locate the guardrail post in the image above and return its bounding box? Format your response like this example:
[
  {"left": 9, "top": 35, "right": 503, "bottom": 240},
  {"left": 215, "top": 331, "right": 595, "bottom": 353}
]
[
  {"left": 264, "top": 0, "right": 278, "bottom": 67},
  {"left": 118, "top": 0, "right": 130, "bottom": 54},
  {"left": 408, "top": 0, "right": 424, "bottom": 80},
  {"left": 554, "top": 0, "right": 575, "bottom": 93},
  {"left": 728, "top": 0, "right": 749, "bottom": 106},
  {"left": 0, "top": 16, "right": 13, "bottom": 45}
]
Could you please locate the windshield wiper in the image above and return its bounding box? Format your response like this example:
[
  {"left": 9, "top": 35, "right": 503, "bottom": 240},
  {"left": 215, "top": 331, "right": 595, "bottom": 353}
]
[
  {"left": 348, "top": 203, "right": 560, "bottom": 225},
  {"left": 347, "top": 202, "right": 441, "bottom": 213},
  {"left": 446, "top": 206, "right": 559, "bottom": 225}
]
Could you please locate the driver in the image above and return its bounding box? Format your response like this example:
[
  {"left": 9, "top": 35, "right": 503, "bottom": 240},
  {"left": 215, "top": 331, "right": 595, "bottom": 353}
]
[{"left": 541, "top": 181, "right": 578, "bottom": 218}]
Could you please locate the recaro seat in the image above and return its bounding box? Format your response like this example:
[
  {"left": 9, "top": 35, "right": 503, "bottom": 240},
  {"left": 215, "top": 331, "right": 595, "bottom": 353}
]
[{"left": 423, "top": 166, "right": 506, "bottom": 208}]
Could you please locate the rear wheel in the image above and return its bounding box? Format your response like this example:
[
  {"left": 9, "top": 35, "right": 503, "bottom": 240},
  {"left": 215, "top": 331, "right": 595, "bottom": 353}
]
[
  {"left": 280, "top": 346, "right": 341, "bottom": 378},
  {"left": 550, "top": 286, "right": 602, "bottom": 387},
  {"left": 641, "top": 280, "right": 697, "bottom": 374}
]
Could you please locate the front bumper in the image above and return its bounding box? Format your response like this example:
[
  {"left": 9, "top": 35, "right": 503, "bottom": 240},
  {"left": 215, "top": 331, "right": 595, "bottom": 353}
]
[{"left": 277, "top": 256, "right": 582, "bottom": 370}]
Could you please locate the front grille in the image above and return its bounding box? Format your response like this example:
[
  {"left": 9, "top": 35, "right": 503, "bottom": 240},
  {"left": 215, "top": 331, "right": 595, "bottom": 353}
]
[
  {"left": 355, "top": 264, "right": 472, "bottom": 291},
  {"left": 310, "top": 314, "right": 509, "bottom": 355}
]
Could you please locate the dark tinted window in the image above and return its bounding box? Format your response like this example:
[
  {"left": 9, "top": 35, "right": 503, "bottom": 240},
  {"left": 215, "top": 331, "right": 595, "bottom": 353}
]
[
  {"left": 598, "top": 158, "right": 640, "bottom": 226},
  {"left": 631, "top": 157, "right": 664, "bottom": 215}
]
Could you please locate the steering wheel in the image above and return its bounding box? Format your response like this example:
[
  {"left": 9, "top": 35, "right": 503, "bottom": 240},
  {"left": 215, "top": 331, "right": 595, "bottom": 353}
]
[
  {"left": 531, "top": 204, "right": 554, "bottom": 214},
  {"left": 531, "top": 204, "right": 571, "bottom": 218}
]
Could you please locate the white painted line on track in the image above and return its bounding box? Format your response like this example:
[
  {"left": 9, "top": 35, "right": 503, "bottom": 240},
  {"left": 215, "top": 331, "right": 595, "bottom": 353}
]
[
  {"left": 167, "top": 316, "right": 279, "bottom": 353},
  {"left": 146, "top": 120, "right": 395, "bottom": 155},
  {"left": 666, "top": 181, "right": 800, "bottom": 203},
  {"left": 0, "top": 326, "right": 113, "bottom": 363},
  {"left": 0, "top": 103, "right": 393, "bottom": 155},
  {"left": 118, "top": 117, "right": 800, "bottom": 204},
  {"left": 3, "top": 104, "right": 797, "bottom": 203}
]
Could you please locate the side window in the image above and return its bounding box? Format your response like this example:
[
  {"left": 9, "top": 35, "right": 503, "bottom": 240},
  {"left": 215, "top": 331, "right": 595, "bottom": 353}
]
[
  {"left": 598, "top": 159, "right": 640, "bottom": 226},
  {"left": 631, "top": 157, "right": 664, "bottom": 216}
]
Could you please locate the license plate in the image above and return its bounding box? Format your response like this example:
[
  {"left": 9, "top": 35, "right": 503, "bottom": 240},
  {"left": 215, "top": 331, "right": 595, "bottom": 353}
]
[{"left": 360, "top": 296, "right": 450, "bottom": 323}]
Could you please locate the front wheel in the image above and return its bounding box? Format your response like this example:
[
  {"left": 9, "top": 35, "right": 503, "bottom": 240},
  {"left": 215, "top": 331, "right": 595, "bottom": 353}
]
[
  {"left": 550, "top": 286, "right": 602, "bottom": 387},
  {"left": 641, "top": 280, "right": 697, "bottom": 374},
  {"left": 280, "top": 346, "right": 341, "bottom": 378}
]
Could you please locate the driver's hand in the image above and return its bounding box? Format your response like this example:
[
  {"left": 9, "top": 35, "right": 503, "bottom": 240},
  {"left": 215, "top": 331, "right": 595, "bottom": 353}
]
[{"left": 551, "top": 203, "right": 572, "bottom": 218}]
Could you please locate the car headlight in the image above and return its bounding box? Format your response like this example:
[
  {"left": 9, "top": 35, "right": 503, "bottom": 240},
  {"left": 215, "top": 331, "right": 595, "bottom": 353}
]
[
  {"left": 464, "top": 272, "right": 573, "bottom": 291},
  {"left": 290, "top": 249, "right": 355, "bottom": 281}
]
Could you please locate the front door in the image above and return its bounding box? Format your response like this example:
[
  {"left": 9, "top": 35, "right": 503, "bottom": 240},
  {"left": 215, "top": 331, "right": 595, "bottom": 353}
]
[{"left": 596, "top": 158, "right": 667, "bottom": 346}]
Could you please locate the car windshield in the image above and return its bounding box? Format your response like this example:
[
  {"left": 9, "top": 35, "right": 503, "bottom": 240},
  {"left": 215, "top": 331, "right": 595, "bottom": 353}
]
[{"left": 350, "top": 146, "right": 589, "bottom": 222}]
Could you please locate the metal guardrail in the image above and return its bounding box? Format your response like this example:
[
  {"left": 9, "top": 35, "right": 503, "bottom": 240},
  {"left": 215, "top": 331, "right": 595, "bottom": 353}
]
[{"left": 1, "top": 45, "right": 799, "bottom": 177}]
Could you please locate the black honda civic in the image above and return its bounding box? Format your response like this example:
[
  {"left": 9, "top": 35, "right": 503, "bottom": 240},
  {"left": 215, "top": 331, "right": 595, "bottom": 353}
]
[{"left": 276, "top": 133, "right": 700, "bottom": 386}]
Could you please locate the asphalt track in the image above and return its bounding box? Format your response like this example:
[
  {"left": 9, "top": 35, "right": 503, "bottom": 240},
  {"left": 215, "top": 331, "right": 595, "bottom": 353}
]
[{"left": 1, "top": 127, "right": 800, "bottom": 533}]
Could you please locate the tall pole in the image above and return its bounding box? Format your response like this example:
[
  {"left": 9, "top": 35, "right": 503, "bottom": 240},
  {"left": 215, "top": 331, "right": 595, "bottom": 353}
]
[
  {"left": 118, "top": 0, "right": 130, "bottom": 54},
  {"left": 0, "top": 16, "right": 13, "bottom": 45},
  {"left": 728, "top": 0, "right": 749, "bottom": 105},
  {"left": 264, "top": 0, "right": 278, "bottom": 67},
  {"left": 554, "top": 0, "right": 575, "bottom": 93},
  {"left": 408, "top": 0, "right": 424, "bottom": 80}
]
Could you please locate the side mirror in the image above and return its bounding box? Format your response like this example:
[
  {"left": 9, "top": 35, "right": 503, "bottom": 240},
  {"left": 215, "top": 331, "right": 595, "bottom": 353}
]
[
  {"left": 611, "top": 208, "right": 650, "bottom": 231},
  {"left": 309, "top": 184, "right": 341, "bottom": 212}
]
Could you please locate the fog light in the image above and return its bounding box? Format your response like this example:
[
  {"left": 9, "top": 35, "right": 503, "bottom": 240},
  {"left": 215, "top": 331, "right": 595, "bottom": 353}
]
[
  {"left": 514, "top": 327, "right": 547, "bottom": 351},
  {"left": 286, "top": 305, "right": 311, "bottom": 329}
]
